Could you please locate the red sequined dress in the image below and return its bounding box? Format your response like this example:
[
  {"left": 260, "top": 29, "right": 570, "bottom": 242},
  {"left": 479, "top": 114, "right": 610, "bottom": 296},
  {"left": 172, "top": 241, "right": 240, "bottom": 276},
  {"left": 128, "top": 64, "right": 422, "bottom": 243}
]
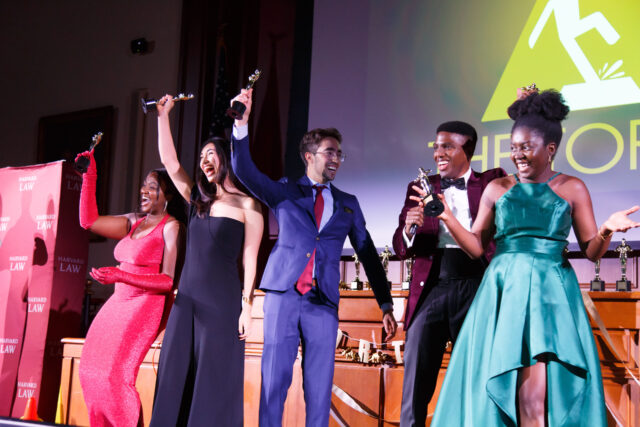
[{"left": 79, "top": 214, "right": 172, "bottom": 427}]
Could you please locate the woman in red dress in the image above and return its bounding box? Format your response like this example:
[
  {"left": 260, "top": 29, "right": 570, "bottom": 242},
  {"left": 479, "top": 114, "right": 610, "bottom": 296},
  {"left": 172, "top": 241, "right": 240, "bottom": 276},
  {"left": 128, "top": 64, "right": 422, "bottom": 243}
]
[{"left": 75, "top": 149, "right": 185, "bottom": 427}]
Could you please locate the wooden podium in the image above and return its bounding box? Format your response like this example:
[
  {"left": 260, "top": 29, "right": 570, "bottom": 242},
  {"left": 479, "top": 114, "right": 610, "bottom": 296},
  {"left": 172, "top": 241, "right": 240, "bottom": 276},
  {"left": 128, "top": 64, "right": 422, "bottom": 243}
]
[
  {"left": 57, "top": 338, "right": 161, "bottom": 426},
  {"left": 58, "top": 290, "right": 639, "bottom": 426},
  {"left": 586, "top": 291, "right": 640, "bottom": 427}
]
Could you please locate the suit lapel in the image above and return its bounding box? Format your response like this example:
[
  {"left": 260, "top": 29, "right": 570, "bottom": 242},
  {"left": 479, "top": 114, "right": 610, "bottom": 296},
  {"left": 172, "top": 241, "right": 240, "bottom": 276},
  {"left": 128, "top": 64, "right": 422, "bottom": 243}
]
[
  {"left": 427, "top": 174, "right": 442, "bottom": 230},
  {"left": 466, "top": 170, "right": 481, "bottom": 220},
  {"left": 432, "top": 174, "right": 442, "bottom": 195},
  {"left": 323, "top": 184, "right": 343, "bottom": 230}
]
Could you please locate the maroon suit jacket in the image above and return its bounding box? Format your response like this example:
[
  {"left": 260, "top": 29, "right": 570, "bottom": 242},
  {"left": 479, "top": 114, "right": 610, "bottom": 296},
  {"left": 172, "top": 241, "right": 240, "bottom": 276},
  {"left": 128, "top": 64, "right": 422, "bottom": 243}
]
[{"left": 392, "top": 168, "right": 507, "bottom": 329}]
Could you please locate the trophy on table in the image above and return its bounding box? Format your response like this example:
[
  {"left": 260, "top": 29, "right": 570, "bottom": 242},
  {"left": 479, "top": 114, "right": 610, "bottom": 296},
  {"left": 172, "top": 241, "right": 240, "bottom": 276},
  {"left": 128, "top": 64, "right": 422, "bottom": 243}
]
[
  {"left": 379, "top": 245, "right": 393, "bottom": 288},
  {"left": 402, "top": 257, "right": 414, "bottom": 290},
  {"left": 590, "top": 259, "right": 605, "bottom": 291},
  {"left": 409, "top": 168, "right": 444, "bottom": 235},
  {"left": 350, "top": 253, "right": 363, "bottom": 290},
  {"left": 615, "top": 238, "right": 632, "bottom": 291},
  {"left": 226, "top": 69, "right": 262, "bottom": 120}
]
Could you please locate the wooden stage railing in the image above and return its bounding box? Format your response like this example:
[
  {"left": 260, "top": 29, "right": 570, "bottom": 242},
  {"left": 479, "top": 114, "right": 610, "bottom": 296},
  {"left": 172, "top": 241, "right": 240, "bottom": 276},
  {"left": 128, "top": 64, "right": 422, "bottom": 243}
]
[
  {"left": 57, "top": 289, "right": 637, "bottom": 426},
  {"left": 55, "top": 235, "right": 638, "bottom": 427}
]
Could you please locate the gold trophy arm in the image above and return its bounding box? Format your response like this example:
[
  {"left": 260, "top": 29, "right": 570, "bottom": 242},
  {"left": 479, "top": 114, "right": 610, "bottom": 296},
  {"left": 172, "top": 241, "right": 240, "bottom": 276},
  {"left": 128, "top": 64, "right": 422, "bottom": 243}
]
[{"left": 89, "top": 132, "right": 103, "bottom": 151}]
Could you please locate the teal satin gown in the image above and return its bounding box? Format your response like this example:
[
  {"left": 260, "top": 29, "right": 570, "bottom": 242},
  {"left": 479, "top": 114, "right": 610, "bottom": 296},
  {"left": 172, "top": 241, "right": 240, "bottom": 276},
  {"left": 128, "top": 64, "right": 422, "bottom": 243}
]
[{"left": 431, "top": 173, "right": 606, "bottom": 426}]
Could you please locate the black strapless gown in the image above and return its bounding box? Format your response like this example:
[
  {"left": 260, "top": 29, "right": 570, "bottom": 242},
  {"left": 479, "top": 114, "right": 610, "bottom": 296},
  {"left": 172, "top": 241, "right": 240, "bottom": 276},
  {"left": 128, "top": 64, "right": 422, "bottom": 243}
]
[{"left": 151, "top": 198, "right": 245, "bottom": 427}]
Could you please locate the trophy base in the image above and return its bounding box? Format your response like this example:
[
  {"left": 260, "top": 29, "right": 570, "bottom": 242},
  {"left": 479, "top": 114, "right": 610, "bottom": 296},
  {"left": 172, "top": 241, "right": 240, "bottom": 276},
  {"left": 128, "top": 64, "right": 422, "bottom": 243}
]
[
  {"left": 401, "top": 281, "right": 410, "bottom": 290},
  {"left": 350, "top": 280, "right": 363, "bottom": 291},
  {"left": 226, "top": 101, "right": 246, "bottom": 119},
  {"left": 141, "top": 97, "right": 157, "bottom": 114},
  {"left": 616, "top": 279, "right": 631, "bottom": 292},
  {"left": 590, "top": 279, "right": 605, "bottom": 292},
  {"left": 74, "top": 156, "right": 90, "bottom": 174},
  {"left": 423, "top": 196, "right": 444, "bottom": 217}
]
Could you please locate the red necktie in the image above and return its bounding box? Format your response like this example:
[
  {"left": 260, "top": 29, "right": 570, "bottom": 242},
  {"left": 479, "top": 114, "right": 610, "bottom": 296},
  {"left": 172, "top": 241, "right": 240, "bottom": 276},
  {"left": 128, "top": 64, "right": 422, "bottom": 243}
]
[{"left": 296, "top": 185, "right": 325, "bottom": 294}]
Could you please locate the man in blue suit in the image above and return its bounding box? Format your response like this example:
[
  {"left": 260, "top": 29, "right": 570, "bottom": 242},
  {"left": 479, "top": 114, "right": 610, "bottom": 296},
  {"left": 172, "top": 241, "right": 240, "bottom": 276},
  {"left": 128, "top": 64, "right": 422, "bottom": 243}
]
[{"left": 230, "top": 89, "right": 397, "bottom": 426}]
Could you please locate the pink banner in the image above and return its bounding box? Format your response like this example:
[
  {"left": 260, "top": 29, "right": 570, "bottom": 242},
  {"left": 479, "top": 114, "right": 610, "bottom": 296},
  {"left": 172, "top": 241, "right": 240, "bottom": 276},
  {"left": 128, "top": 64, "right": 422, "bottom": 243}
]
[{"left": 0, "top": 161, "right": 87, "bottom": 420}]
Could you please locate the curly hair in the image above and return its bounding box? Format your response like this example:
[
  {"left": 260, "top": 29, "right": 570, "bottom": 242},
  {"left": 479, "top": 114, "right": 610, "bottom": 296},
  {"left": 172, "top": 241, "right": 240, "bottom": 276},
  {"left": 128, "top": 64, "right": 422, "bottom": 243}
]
[{"left": 507, "top": 89, "right": 570, "bottom": 146}]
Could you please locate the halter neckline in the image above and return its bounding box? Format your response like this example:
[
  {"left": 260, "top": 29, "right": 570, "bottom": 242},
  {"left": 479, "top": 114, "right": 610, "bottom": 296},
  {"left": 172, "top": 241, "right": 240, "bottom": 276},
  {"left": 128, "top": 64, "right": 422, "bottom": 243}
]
[{"left": 514, "top": 171, "right": 562, "bottom": 184}]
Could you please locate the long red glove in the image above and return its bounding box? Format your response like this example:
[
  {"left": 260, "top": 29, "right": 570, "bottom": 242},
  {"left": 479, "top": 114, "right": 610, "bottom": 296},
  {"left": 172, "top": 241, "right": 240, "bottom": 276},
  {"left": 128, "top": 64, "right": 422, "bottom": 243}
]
[
  {"left": 76, "top": 150, "right": 98, "bottom": 229},
  {"left": 90, "top": 267, "right": 173, "bottom": 292}
]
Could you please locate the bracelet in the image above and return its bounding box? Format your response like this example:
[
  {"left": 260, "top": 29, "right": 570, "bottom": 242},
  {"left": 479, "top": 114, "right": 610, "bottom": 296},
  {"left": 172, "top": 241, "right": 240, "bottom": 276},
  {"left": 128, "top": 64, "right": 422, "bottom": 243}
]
[
  {"left": 598, "top": 230, "right": 612, "bottom": 241},
  {"left": 242, "top": 295, "right": 253, "bottom": 305}
]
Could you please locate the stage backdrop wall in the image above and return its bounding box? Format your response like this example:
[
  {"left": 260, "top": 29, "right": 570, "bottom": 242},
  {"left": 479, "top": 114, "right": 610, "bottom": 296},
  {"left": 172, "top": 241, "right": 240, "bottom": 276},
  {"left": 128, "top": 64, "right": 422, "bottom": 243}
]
[
  {"left": 0, "top": 161, "right": 88, "bottom": 420},
  {"left": 309, "top": 0, "right": 640, "bottom": 248}
]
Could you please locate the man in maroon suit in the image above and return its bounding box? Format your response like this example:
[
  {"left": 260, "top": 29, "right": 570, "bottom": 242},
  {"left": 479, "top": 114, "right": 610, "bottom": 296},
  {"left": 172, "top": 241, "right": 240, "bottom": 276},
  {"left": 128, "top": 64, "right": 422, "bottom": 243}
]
[{"left": 393, "top": 121, "right": 506, "bottom": 426}]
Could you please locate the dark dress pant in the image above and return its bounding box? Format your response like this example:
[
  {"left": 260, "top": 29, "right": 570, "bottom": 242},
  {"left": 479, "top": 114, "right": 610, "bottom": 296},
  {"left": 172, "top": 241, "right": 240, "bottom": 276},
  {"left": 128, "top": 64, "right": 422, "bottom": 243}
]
[{"left": 400, "top": 275, "right": 482, "bottom": 427}]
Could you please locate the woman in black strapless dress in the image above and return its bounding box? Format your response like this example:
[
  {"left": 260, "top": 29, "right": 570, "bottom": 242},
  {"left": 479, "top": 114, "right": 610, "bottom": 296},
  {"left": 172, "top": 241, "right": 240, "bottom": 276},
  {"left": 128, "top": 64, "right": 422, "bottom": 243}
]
[{"left": 149, "top": 95, "right": 263, "bottom": 427}]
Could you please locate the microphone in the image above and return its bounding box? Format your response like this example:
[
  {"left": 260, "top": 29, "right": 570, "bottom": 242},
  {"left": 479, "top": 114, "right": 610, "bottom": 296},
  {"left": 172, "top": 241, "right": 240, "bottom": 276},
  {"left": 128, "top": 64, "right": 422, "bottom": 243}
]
[{"left": 74, "top": 132, "right": 103, "bottom": 173}]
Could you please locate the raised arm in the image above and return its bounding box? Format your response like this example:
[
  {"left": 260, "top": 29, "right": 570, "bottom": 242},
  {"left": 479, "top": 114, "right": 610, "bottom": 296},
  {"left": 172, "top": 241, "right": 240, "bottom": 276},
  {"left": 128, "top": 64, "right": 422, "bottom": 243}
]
[
  {"left": 567, "top": 177, "right": 640, "bottom": 261},
  {"left": 238, "top": 198, "right": 264, "bottom": 340},
  {"left": 156, "top": 95, "right": 193, "bottom": 202},
  {"left": 230, "top": 89, "right": 286, "bottom": 208},
  {"left": 76, "top": 149, "right": 134, "bottom": 239}
]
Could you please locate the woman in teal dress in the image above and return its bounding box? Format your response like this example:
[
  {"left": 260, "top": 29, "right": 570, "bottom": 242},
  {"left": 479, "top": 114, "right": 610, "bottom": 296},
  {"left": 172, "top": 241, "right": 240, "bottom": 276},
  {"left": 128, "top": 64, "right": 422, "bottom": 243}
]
[{"left": 413, "top": 88, "right": 640, "bottom": 426}]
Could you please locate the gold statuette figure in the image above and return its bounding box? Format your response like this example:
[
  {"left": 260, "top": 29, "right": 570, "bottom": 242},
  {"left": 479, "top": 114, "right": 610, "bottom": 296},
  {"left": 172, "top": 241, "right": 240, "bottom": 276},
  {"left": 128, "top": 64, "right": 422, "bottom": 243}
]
[
  {"left": 350, "top": 253, "right": 363, "bottom": 290},
  {"left": 615, "top": 238, "right": 633, "bottom": 291}
]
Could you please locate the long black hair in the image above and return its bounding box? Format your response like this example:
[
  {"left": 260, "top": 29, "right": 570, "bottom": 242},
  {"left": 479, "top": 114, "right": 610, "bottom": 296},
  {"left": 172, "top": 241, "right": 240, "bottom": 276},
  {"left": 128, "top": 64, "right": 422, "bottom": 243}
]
[
  {"left": 150, "top": 168, "right": 188, "bottom": 224},
  {"left": 193, "top": 136, "right": 248, "bottom": 218}
]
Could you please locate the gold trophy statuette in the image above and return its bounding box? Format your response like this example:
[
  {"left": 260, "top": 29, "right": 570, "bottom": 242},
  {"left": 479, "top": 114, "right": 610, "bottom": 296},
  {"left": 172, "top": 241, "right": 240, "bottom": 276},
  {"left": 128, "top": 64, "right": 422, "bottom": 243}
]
[
  {"left": 402, "top": 257, "right": 414, "bottom": 290},
  {"left": 74, "top": 132, "right": 103, "bottom": 173},
  {"left": 615, "top": 238, "right": 632, "bottom": 291},
  {"left": 409, "top": 168, "right": 444, "bottom": 235},
  {"left": 141, "top": 93, "right": 194, "bottom": 114},
  {"left": 590, "top": 259, "right": 605, "bottom": 291},
  {"left": 226, "top": 69, "right": 262, "bottom": 119},
  {"left": 379, "top": 245, "right": 393, "bottom": 288},
  {"left": 350, "top": 253, "right": 363, "bottom": 290}
]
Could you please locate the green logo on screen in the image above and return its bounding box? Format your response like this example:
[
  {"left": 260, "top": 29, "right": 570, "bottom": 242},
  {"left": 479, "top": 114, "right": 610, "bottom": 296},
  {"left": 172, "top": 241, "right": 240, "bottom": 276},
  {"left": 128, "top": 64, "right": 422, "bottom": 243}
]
[{"left": 483, "top": 0, "right": 640, "bottom": 122}]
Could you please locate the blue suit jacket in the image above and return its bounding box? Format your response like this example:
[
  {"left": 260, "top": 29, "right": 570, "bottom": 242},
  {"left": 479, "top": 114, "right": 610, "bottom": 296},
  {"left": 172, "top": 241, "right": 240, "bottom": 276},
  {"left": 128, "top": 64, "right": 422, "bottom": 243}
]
[{"left": 231, "top": 135, "right": 392, "bottom": 309}]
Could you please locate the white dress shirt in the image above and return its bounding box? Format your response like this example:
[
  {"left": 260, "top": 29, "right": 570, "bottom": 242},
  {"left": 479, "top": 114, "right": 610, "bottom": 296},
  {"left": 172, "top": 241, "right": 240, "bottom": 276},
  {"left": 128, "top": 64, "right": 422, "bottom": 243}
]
[{"left": 233, "top": 123, "right": 248, "bottom": 139}]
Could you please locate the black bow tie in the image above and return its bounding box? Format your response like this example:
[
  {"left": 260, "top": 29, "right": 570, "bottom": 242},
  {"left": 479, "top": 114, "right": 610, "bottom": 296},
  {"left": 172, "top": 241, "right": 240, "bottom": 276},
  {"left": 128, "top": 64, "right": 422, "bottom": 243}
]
[{"left": 441, "top": 177, "right": 466, "bottom": 190}]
